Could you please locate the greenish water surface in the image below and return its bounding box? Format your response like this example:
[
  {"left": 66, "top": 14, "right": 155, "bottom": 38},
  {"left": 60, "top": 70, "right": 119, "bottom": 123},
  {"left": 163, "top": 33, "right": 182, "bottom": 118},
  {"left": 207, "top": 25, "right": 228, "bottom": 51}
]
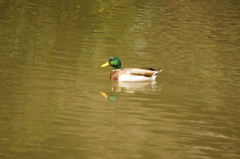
[{"left": 0, "top": 0, "right": 240, "bottom": 159}]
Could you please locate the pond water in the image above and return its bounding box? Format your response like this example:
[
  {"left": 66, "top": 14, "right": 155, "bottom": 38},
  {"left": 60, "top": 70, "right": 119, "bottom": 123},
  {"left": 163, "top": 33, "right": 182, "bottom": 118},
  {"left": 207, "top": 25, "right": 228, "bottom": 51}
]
[{"left": 0, "top": 0, "right": 240, "bottom": 159}]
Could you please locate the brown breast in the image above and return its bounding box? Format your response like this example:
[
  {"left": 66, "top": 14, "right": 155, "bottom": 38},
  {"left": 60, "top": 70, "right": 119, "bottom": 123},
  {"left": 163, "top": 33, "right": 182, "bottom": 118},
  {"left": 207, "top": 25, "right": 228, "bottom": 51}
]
[{"left": 110, "top": 70, "right": 120, "bottom": 80}]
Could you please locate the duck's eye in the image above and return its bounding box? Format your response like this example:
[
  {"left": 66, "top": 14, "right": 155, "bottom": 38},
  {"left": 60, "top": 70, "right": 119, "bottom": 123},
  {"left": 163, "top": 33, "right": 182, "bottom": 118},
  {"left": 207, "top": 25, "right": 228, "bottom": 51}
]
[{"left": 109, "top": 58, "right": 113, "bottom": 61}]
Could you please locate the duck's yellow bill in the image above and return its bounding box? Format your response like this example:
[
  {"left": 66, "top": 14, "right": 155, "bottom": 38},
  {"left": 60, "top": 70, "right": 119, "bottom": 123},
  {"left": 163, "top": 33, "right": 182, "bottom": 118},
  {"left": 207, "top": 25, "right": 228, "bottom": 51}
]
[{"left": 101, "top": 61, "right": 110, "bottom": 67}]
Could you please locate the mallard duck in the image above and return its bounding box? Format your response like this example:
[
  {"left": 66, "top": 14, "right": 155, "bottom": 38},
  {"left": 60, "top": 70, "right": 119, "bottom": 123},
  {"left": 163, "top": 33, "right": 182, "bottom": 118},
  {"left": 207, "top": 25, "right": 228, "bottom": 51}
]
[{"left": 101, "top": 57, "right": 162, "bottom": 81}]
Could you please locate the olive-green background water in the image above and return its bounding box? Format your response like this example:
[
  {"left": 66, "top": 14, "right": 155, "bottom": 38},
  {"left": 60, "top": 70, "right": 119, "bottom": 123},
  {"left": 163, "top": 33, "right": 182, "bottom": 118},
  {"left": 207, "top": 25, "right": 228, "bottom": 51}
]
[{"left": 1, "top": 0, "right": 240, "bottom": 159}]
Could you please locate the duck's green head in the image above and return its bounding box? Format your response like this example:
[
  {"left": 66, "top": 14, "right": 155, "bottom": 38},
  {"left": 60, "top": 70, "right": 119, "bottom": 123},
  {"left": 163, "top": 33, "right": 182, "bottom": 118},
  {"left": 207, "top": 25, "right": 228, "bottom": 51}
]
[{"left": 101, "top": 57, "right": 121, "bottom": 70}]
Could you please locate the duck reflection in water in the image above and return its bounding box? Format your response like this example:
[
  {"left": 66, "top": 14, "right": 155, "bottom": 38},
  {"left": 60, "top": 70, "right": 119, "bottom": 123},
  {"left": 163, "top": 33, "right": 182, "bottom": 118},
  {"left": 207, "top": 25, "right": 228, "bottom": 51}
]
[{"left": 100, "top": 80, "right": 160, "bottom": 102}]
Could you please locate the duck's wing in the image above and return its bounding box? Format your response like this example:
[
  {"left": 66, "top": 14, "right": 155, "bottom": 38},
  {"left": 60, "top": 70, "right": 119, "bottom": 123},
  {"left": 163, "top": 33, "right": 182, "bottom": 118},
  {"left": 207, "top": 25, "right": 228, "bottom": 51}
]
[{"left": 123, "top": 68, "right": 161, "bottom": 77}]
